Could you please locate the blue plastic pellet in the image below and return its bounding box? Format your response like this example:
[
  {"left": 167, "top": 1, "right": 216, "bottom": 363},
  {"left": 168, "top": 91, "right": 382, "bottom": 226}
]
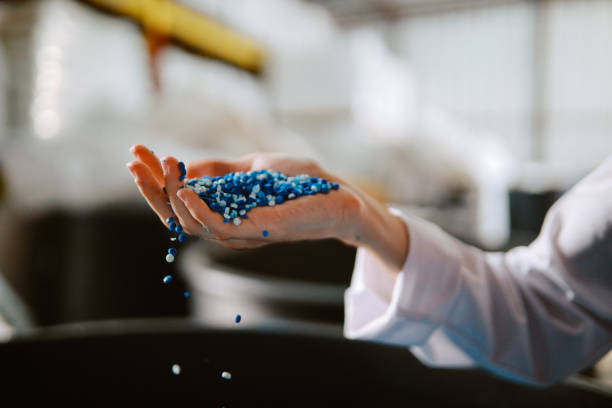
[
  {"left": 168, "top": 248, "right": 177, "bottom": 256},
  {"left": 175, "top": 225, "right": 183, "bottom": 233},
  {"left": 168, "top": 222, "right": 176, "bottom": 232},
  {"left": 166, "top": 216, "right": 174, "bottom": 224},
  {"left": 178, "top": 162, "right": 186, "bottom": 181},
  {"left": 178, "top": 233, "right": 187, "bottom": 243},
  {"left": 262, "top": 230, "right": 269, "bottom": 237},
  {"left": 184, "top": 291, "right": 190, "bottom": 298},
  {"left": 235, "top": 314, "right": 241, "bottom": 323},
  {"left": 163, "top": 275, "right": 172, "bottom": 284}
]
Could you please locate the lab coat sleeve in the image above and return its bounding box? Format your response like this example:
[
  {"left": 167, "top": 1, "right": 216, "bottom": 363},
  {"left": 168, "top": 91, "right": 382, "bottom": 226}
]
[{"left": 344, "top": 155, "right": 612, "bottom": 386}]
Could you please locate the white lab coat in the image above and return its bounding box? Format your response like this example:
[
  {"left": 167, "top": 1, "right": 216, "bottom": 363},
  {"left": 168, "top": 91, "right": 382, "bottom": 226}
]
[{"left": 344, "top": 155, "right": 612, "bottom": 386}]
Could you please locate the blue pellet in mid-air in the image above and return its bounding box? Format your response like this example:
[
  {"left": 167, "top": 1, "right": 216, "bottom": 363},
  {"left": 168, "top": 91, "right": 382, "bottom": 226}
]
[
  {"left": 178, "top": 233, "right": 187, "bottom": 242},
  {"left": 168, "top": 248, "right": 177, "bottom": 256},
  {"left": 166, "top": 216, "right": 174, "bottom": 224},
  {"left": 184, "top": 170, "right": 339, "bottom": 227},
  {"left": 163, "top": 275, "right": 172, "bottom": 284},
  {"left": 174, "top": 225, "right": 183, "bottom": 233},
  {"left": 184, "top": 291, "right": 190, "bottom": 298},
  {"left": 235, "top": 314, "right": 241, "bottom": 323},
  {"left": 262, "top": 230, "right": 269, "bottom": 237},
  {"left": 168, "top": 222, "right": 176, "bottom": 232}
]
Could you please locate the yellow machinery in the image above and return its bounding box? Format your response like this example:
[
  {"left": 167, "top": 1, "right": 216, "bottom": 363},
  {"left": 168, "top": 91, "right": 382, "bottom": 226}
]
[{"left": 82, "top": 0, "right": 265, "bottom": 74}]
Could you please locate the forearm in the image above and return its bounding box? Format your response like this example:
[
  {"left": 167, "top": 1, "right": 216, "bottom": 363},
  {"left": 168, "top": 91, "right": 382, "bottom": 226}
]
[
  {"left": 345, "top": 155, "right": 612, "bottom": 385},
  {"left": 337, "top": 191, "right": 410, "bottom": 276}
]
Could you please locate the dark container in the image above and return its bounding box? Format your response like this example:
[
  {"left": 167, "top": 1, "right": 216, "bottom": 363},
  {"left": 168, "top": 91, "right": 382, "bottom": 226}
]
[{"left": 1, "top": 320, "right": 611, "bottom": 407}]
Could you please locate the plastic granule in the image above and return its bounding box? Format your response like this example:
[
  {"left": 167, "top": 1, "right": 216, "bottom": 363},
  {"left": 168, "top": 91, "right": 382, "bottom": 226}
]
[
  {"left": 178, "top": 161, "right": 186, "bottom": 182},
  {"left": 163, "top": 275, "right": 172, "bottom": 284},
  {"left": 178, "top": 233, "right": 187, "bottom": 243},
  {"left": 184, "top": 291, "right": 190, "bottom": 298},
  {"left": 235, "top": 314, "right": 241, "bottom": 323},
  {"left": 168, "top": 222, "right": 176, "bottom": 232},
  {"left": 168, "top": 248, "right": 177, "bottom": 256},
  {"left": 221, "top": 371, "right": 232, "bottom": 380},
  {"left": 172, "top": 364, "right": 181, "bottom": 375},
  {"left": 166, "top": 217, "right": 174, "bottom": 224},
  {"left": 165, "top": 254, "right": 175, "bottom": 263},
  {"left": 262, "top": 230, "right": 269, "bottom": 237},
  {"left": 174, "top": 225, "right": 183, "bottom": 233},
  {"left": 184, "top": 170, "right": 339, "bottom": 227}
]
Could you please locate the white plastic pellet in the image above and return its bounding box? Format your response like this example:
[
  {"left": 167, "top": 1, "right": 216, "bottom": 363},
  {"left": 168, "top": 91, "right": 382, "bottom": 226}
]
[
  {"left": 221, "top": 371, "right": 232, "bottom": 380},
  {"left": 172, "top": 364, "right": 181, "bottom": 375}
]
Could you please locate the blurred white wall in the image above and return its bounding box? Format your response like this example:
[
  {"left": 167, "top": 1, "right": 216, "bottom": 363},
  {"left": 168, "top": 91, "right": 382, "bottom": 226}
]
[
  {"left": 545, "top": 0, "right": 612, "bottom": 173},
  {"left": 388, "top": 0, "right": 612, "bottom": 185},
  {"left": 393, "top": 2, "right": 535, "bottom": 161}
]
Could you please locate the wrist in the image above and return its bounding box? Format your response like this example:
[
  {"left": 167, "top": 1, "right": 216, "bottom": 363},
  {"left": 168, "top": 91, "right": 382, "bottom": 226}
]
[{"left": 339, "top": 192, "right": 410, "bottom": 275}]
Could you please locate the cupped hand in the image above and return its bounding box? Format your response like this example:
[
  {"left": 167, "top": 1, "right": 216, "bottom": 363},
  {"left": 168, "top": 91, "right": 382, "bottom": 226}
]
[{"left": 126, "top": 144, "right": 363, "bottom": 249}]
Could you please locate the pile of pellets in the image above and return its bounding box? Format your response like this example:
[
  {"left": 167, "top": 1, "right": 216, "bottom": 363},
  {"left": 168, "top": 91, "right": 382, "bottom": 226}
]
[
  {"left": 184, "top": 169, "right": 339, "bottom": 226},
  {"left": 163, "top": 167, "right": 339, "bottom": 271}
]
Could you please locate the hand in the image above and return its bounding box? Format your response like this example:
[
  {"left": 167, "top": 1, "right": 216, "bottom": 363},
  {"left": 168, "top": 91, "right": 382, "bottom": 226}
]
[
  {"left": 126, "top": 144, "right": 409, "bottom": 273},
  {"left": 126, "top": 144, "right": 361, "bottom": 247}
]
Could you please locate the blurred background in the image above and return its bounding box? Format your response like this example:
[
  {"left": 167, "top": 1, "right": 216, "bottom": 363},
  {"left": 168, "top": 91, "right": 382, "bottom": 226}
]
[{"left": 0, "top": 0, "right": 611, "bottom": 385}]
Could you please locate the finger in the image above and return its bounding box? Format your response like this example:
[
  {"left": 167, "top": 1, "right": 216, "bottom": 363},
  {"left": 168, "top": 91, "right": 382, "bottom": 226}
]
[
  {"left": 127, "top": 160, "right": 173, "bottom": 226},
  {"left": 176, "top": 188, "right": 234, "bottom": 237},
  {"left": 177, "top": 188, "right": 265, "bottom": 240},
  {"left": 177, "top": 187, "right": 293, "bottom": 243},
  {"left": 162, "top": 156, "right": 207, "bottom": 236},
  {"left": 130, "top": 144, "right": 164, "bottom": 186}
]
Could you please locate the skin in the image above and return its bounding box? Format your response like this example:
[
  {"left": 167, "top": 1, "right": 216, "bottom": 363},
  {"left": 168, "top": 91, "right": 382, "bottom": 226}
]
[{"left": 126, "top": 144, "right": 410, "bottom": 277}]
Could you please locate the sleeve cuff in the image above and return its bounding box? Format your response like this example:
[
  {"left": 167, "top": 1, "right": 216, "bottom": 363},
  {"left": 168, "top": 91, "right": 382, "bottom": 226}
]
[{"left": 344, "top": 208, "right": 465, "bottom": 347}]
